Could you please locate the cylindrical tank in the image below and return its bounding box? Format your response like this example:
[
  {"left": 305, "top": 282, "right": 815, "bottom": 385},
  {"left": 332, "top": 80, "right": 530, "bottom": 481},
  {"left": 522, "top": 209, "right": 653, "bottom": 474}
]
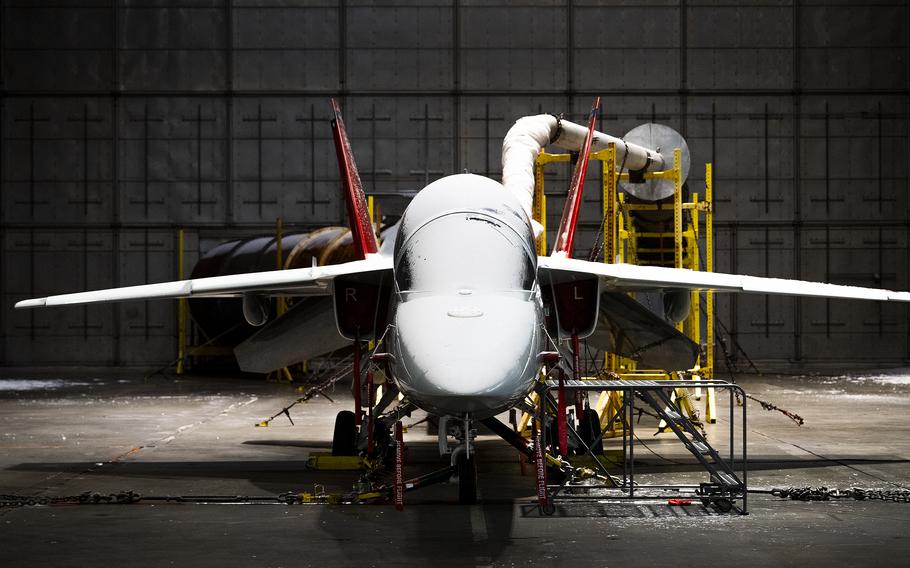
[
  {"left": 283, "top": 227, "right": 348, "bottom": 270},
  {"left": 625, "top": 185, "right": 693, "bottom": 324},
  {"left": 189, "top": 231, "right": 311, "bottom": 345},
  {"left": 627, "top": 183, "right": 691, "bottom": 267},
  {"left": 188, "top": 225, "right": 393, "bottom": 346}
]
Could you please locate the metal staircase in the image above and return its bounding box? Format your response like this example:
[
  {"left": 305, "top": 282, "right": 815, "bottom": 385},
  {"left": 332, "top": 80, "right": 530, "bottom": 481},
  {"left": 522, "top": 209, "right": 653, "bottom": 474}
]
[
  {"left": 637, "top": 388, "right": 743, "bottom": 493},
  {"left": 537, "top": 379, "right": 748, "bottom": 514}
]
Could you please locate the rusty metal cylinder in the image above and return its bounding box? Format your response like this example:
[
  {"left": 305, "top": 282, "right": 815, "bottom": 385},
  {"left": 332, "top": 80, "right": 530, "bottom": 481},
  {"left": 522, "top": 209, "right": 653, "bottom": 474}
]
[{"left": 188, "top": 226, "right": 390, "bottom": 345}]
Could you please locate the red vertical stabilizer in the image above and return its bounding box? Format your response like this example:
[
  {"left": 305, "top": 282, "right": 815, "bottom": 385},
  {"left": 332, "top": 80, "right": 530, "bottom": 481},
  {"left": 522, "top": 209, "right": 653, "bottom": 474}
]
[
  {"left": 551, "top": 97, "right": 601, "bottom": 257},
  {"left": 330, "top": 99, "right": 380, "bottom": 259}
]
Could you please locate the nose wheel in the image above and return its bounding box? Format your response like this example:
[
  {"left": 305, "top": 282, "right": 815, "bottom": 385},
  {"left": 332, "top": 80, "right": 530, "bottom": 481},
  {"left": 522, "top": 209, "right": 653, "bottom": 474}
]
[
  {"left": 456, "top": 452, "right": 477, "bottom": 504},
  {"left": 441, "top": 415, "right": 479, "bottom": 504}
]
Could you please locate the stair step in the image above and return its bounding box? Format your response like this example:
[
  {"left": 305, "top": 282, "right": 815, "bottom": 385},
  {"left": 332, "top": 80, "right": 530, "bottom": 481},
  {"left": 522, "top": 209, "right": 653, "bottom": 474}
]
[
  {"left": 691, "top": 441, "right": 710, "bottom": 454},
  {"left": 663, "top": 410, "right": 681, "bottom": 420},
  {"left": 717, "top": 472, "right": 739, "bottom": 486}
]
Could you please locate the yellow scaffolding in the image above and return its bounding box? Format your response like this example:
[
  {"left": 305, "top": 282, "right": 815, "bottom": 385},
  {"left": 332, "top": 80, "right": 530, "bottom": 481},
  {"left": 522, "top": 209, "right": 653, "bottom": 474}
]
[
  {"left": 268, "top": 217, "right": 294, "bottom": 383},
  {"left": 176, "top": 228, "right": 186, "bottom": 375},
  {"left": 530, "top": 144, "right": 717, "bottom": 435}
]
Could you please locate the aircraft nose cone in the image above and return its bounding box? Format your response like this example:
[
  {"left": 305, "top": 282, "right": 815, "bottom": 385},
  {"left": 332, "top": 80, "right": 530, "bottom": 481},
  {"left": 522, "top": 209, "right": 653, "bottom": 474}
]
[{"left": 394, "top": 294, "right": 538, "bottom": 412}]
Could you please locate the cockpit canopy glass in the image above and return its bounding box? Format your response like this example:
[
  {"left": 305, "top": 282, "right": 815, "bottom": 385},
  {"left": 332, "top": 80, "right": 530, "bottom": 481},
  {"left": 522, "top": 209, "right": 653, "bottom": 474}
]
[{"left": 395, "top": 212, "right": 535, "bottom": 296}]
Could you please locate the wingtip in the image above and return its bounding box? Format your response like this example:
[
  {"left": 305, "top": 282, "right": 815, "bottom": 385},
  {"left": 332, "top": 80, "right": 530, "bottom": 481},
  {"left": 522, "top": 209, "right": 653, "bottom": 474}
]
[{"left": 15, "top": 298, "right": 46, "bottom": 309}]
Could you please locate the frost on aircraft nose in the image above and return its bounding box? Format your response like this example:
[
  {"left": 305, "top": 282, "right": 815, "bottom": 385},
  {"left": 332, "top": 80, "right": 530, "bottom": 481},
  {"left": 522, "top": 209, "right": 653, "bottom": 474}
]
[{"left": 395, "top": 295, "right": 537, "bottom": 397}]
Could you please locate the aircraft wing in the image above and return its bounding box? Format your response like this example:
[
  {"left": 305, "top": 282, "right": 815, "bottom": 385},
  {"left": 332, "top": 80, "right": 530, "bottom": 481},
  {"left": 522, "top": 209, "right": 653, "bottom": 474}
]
[
  {"left": 538, "top": 256, "right": 910, "bottom": 302},
  {"left": 14, "top": 256, "right": 392, "bottom": 309},
  {"left": 233, "top": 297, "right": 349, "bottom": 373},
  {"left": 590, "top": 291, "right": 699, "bottom": 370}
]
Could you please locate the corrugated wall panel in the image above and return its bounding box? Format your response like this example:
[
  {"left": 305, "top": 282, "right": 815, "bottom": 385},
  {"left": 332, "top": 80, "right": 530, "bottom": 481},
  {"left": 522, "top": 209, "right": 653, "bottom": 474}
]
[{"left": 1, "top": 0, "right": 908, "bottom": 369}]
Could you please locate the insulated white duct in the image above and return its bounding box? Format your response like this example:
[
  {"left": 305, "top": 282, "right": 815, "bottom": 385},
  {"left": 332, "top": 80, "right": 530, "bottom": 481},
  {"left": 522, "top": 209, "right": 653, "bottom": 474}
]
[{"left": 500, "top": 114, "right": 667, "bottom": 225}]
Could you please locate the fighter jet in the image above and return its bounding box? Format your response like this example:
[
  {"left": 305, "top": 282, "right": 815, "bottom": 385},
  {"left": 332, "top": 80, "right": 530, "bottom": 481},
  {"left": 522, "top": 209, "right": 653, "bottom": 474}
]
[{"left": 15, "top": 99, "right": 910, "bottom": 503}]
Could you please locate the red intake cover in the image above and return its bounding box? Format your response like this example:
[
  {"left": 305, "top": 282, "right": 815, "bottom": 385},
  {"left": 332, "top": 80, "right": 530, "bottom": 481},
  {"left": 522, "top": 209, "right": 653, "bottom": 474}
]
[{"left": 550, "top": 277, "right": 600, "bottom": 338}]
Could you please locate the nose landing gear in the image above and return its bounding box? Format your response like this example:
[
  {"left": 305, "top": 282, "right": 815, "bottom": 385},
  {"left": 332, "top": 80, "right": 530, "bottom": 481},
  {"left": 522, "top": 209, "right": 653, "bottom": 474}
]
[
  {"left": 439, "top": 415, "right": 478, "bottom": 504},
  {"left": 456, "top": 453, "right": 477, "bottom": 505}
]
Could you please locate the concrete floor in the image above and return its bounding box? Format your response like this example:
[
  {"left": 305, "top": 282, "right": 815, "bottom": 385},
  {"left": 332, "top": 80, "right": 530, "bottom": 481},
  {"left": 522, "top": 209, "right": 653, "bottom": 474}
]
[{"left": 1, "top": 368, "right": 910, "bottom": 567}]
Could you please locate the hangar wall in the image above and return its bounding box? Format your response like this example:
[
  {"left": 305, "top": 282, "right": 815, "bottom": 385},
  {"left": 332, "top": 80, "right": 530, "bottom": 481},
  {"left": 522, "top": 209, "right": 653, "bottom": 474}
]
[{"left": 1, "top": 0, "right": 908, "bottom": 369}]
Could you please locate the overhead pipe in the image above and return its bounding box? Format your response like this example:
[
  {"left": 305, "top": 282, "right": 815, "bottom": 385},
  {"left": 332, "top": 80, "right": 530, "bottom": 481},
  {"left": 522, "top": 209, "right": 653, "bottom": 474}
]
[{"left": 500, "top": 114, "right": 666, "bottom": 227}]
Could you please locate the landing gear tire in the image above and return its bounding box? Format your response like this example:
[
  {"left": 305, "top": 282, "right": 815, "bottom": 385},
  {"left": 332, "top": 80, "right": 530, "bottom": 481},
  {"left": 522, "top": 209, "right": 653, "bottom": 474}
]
[
  {"left": 457, "top": 454, "right": 477, "bottom": 505},
  {"left": 332, "top": 410, "right": 357, "bottom": 456}
]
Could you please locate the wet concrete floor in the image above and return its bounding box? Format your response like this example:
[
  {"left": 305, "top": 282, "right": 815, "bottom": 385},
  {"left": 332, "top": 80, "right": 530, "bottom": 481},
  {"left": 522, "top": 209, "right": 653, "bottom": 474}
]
[{"left": 1, "top": 368, "right": 909, "bottom": 567}]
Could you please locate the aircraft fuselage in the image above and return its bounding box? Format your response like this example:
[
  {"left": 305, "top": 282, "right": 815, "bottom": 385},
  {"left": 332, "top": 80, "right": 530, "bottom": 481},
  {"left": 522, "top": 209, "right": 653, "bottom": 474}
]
[{"left": 387, "top": 174, "right": 545, "bottom": 418}]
